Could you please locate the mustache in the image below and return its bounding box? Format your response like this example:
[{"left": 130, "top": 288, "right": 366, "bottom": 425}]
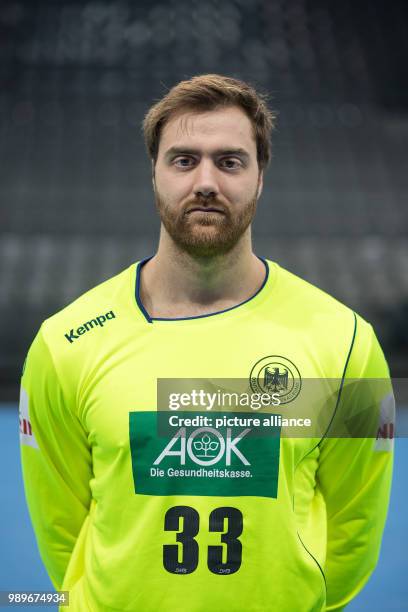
[{"left": 183, "top": 197, "right": 228, "bottom": 214}]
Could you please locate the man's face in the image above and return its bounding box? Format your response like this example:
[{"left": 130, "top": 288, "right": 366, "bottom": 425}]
[{"left": 153, "top": 105, "right": 263, "bottom": 258}]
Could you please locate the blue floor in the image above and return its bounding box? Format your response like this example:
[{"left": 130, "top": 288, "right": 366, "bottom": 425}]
[{"left": 1, "top": 406, "right": 407, "bottom": 611}]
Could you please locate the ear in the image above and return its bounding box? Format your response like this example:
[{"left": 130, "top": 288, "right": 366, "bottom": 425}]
[
  {"left": 151, "top": 159, "right": 156, "bottom": 192},
  {"left": 256, "top": 170, "right": 263, "bottom": 199}
]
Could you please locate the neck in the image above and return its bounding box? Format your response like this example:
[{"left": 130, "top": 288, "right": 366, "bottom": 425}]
[{"left": 139, "top": 228, "right": 266, "bottom": 318}]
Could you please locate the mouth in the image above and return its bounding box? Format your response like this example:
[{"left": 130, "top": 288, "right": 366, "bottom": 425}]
[{"left": 186, "top": 207, "right": 224, "bottom": 214}]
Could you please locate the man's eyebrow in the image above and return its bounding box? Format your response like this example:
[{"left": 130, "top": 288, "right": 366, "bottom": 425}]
[{"left": 164, "top": 146, "right": 250, "bottom": 160}]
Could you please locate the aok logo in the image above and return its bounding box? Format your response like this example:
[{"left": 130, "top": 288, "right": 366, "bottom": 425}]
[
  {"left": 153, "top": 427, "right": 251, "bottom": 467},
  {"left": 64, "top": 310, "right": 116, "bottom": 343}
]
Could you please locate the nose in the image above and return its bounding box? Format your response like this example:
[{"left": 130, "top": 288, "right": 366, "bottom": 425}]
[{"left": 193, "top": 158, "right": 219, "bottom": 199}]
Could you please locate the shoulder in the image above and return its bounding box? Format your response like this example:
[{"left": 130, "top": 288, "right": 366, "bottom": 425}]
[
  {"left": 39, "top": 261, "right": 136, "bottom": 350},
  {"left": 268, "top": 260, "right": 378, "bottom": 359},
  {"left": 271, "top": 261, "right": 351, "bottom": 315},
  {"left": 269, "top": 260, "right": 370, "bottom": 328}
]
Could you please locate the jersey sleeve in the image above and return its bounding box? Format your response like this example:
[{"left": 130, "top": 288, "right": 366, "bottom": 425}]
[
  {"left": 19, "top": 324, "right": 93, "bottom": 590},
  {"left": 317, "top": 317, "right": 394, "bottom": 611}
]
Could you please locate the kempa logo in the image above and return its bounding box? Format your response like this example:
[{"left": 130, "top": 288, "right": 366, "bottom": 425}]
[
  {"left": 153, "top": 426, "right": 251, "bottom": 467},
  {"left": 64, "top": 310, "right": 116, "bottom": 344}
]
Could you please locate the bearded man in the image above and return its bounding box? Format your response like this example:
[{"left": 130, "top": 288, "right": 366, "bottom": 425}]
[{"left": 20, "top": 74, "right": 394, "bottom": 612}]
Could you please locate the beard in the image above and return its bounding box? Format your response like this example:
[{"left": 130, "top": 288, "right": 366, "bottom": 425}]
[{"left": 154, "top": 189, "right": 258, "bottom": 258}]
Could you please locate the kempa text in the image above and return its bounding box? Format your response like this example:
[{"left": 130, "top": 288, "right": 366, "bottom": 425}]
[{"left": 64, "top": 311, "right": 116, "bottom": 343}]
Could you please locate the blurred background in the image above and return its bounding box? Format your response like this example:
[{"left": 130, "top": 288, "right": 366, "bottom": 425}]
[
  {"left": 0, "top": 0, "right": 407, "bottom": 393},
  {"left": 0, "top": 0, "right": 407, "bottom": 609}
]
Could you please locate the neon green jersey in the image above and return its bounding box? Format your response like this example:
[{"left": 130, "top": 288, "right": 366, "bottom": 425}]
[{"left": 19, "top": 257, "right": 394, "bottom": 612}]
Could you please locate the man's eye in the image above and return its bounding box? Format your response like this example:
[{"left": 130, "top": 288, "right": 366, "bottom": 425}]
[
  {"left": 174, "top": 157, "right": 194, "bottom": 168},
  {"left": 220, "top": 158, "right": 241, "bottom": 169}
]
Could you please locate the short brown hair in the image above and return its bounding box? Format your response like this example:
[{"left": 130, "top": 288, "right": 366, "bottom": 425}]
[{"left": 142, "top": 74, "right": 276, "bottom": 172}]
